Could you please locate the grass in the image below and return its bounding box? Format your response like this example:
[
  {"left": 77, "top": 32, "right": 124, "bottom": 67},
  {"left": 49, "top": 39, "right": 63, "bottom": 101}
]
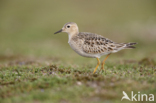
[
  {"left": 0, "top": 57, "right": 156, "bottom": 103},
  {"left": 0, "top": 0, "right": 156, "bottom": 103}
]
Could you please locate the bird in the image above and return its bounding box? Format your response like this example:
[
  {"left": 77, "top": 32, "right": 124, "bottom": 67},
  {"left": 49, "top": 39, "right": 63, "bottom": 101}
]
[{"left": 54, "top": 22, "right": 137, "bottom": 74}]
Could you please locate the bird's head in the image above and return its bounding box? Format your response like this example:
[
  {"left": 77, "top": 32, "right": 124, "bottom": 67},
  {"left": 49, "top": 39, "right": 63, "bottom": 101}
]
[{"left": 54, "top": 22, "right": 79, "bottom": 35}]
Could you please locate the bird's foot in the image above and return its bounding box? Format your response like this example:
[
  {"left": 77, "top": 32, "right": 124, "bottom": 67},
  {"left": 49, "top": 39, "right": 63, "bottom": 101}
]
[{"left": 100, "top": 66, "right": 105, "bottom": 73}]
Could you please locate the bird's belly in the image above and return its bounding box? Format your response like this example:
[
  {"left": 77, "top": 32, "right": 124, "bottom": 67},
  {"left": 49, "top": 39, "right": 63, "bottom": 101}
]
[{"left": 69, "top": 42, "right": 105, "bottom": 58}]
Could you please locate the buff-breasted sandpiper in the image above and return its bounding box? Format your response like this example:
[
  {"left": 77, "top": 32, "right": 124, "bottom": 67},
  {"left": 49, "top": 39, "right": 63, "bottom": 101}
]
[{"left": 54, "top": 22, "right": 137, "bottom": 74}]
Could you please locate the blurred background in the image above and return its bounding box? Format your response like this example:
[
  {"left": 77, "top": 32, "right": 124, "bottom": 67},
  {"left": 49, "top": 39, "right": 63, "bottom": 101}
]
[{"left": 0, "top": 0, "right": 156, "bottom": 65}]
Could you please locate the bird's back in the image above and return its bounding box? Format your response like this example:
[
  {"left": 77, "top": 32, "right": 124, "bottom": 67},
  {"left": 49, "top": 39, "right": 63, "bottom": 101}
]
[{"left": 70, "top": 32, "right": 136, "bottom": 58}]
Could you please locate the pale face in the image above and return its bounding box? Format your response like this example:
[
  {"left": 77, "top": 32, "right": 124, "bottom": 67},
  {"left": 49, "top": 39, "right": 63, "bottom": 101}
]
[{"left": 54, "top": 22, "right": 79, "bottom": 35}]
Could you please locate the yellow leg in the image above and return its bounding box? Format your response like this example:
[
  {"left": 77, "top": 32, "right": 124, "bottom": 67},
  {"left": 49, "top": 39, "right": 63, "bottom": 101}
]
[
  {"left": 100, "top": 54, "right": 111, "bottom": 72},
  {"left": 93, "top": 58, "right": 100, "bottom": 74}
]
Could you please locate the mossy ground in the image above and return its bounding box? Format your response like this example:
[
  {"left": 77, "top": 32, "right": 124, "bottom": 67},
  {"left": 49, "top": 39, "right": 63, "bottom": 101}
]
[{"left": 0, "top": 56, "right": 156, "bottom": 103}]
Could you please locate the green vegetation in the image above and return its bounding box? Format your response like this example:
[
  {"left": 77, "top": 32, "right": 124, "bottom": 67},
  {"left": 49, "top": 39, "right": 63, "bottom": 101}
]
[
  {"left": 0, "top": 60, "right": 156, "bottom": 103},
  {"left": 0, "top": 0, "right": 156, "bottom": 103}
]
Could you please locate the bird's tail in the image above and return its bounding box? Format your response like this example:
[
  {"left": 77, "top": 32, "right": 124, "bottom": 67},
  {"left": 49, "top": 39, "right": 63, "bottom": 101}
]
[{"left": 125, "top": 42, "right": 137, "bottom": 49}]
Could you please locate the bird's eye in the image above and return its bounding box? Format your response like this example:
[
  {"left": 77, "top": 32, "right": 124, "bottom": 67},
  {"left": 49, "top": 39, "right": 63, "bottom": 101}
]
[{"left": 67, "top": 25, "right": 70, "bottom": 28}]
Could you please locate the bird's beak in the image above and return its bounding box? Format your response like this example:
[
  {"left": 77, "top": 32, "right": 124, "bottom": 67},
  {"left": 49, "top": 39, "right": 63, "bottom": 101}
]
[{"left": 54, "top": 29, "right": 62, "bottom": 34}]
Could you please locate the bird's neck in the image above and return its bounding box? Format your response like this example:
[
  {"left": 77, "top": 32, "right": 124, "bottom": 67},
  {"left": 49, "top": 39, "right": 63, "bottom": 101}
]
[{"left": 68, "top": 32, "right": 79, "bottom": 43}]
